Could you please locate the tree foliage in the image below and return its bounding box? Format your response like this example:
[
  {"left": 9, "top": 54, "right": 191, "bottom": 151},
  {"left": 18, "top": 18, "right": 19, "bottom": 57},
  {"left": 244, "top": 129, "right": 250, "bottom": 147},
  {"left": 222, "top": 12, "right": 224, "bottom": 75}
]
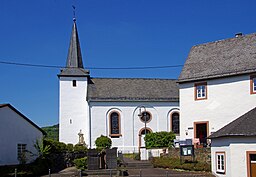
[
  {"left": 144, "top": 131, "right": 176, "bottom": 148},
  {"left": 95, "top": 135, "right": 112, "bottom": 149}
]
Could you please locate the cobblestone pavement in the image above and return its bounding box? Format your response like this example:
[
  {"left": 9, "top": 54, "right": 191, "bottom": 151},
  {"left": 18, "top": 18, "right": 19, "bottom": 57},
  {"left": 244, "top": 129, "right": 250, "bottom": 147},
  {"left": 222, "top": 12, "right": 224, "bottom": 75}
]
[{"left": 41, "top": 167, "right": 214, "bottom": 177}]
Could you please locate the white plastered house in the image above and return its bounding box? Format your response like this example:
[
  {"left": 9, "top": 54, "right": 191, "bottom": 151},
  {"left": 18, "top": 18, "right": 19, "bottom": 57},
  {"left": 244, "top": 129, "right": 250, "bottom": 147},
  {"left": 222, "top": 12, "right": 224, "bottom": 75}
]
[
  {"left": 178, "top": 33, "right": 256, "bottom": 145},
  {"left": 58, "top": 19, "right": 180, "bottom": 153},
  {"left": 0, "top": 104, "right": 45, "bottom": 166},
  {"left": 208, "top": 107, "right": 256, "bottom": 177},
  {"left": 178, "top": 33, "right": 256, "bottom": 176}
]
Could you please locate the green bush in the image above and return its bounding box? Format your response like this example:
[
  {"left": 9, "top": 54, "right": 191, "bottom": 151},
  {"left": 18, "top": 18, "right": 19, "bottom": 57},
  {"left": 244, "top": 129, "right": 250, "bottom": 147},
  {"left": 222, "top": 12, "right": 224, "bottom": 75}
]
[
  {"left": 43, "top": 139, "right": 67, "bottom": 153},
  {"left": 95, "top": 135, "right": 112, "bottom": 150},
  {"left": 74, "top": 157, "right": 87, "bottom": 170},
  {"left": 74, "top": 144, "right": 88, "bottom": 153},
  {"left": 144, "top": 131, "right": 176, "bottom": 148},
  {"left": 67, "top": 143, "right": 74, "bottom": 152},
  {"left": 151, "top": 157, "right": 211, "bottom": 172}
]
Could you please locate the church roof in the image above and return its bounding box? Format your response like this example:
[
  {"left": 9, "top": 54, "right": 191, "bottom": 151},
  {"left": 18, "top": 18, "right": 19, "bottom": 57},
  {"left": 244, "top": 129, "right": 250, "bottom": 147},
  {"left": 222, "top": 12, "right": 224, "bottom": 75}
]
[
  {"left": 178, "top": 33, "right": 256, "bottom": 83},
  {"left": 0, "top": 104, "right": 46, "bottom": 135},
  {"left": 208, "top": 107, "right": 256, "bottom": 139},
  {"left": 88, "top": 78, "right": 179, "bottom": 102},
  {"left": 59, "top": 20, "right": 89, "bottom": 77}
]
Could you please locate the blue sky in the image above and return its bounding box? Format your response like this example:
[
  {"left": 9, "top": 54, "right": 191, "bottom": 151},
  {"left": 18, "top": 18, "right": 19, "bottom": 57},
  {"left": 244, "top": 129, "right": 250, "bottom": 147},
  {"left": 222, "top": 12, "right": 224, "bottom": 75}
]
[{"left": 0, "top": 0, "right": 256, "bottom": 127}]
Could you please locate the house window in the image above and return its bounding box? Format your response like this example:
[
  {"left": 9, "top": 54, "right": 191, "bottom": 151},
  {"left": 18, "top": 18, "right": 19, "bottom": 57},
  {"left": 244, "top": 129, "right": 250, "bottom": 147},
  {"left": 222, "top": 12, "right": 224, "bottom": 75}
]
[
  {"left": 216, "top": 152, "right": 225, "bottom": 174},
  {"left": 140, "top": 111, "right": 152, "bottom": 123},
  {"left": 171, "top": 112, "right": 180, "bottom": 134},
  {"left": 17, "top": 144, "right": 26, "bottom": 164},
  {"left": 195, "top": 82, "right": 207, "bottom": 100},
  {"left": 109, "top": 112, "right": 121, "bottom": 137},
  {"left": 251, "top": 75, "right": 256, "bottom": 94},
  {"left": 72, "top": 80, "right": 77, "bottom": 87}
]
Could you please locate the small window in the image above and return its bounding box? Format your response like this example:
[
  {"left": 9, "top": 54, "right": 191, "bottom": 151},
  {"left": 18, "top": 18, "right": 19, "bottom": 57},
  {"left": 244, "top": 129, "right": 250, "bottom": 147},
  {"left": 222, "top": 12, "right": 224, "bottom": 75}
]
[
  {"left": 171, "top": 112, "right": 180, "bottom": 134},
  {"left": 216, "top": 152, "right": 225, "bottom": 174},
  {"left": 17, "top": 144, "right": 26, "bottom": 164},
  {"left": 251, "top": 75, "right": 256, "bottom": 94},
  {"left": 72, "top": 80, "right": 77, "bottom": 87},
  {"left": 109, "top": 112, "right": 121, "bottom": 137},
  {"left": 140, "top": 111, "right": 152, "bottom": 123},
  {"left": 195, "top": 82, "right": 207, "bottom": 100}
]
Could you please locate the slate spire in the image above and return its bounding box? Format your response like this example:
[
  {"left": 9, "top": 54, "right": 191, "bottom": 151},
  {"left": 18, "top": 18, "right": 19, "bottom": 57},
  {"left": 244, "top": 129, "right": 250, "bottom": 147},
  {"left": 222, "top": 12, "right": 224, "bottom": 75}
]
[
  {"left": 58, "top": 18, "right": 89, "bottom": 77},
  {"left": 66, "top": 19, "right": 84, "bottom": 68}
]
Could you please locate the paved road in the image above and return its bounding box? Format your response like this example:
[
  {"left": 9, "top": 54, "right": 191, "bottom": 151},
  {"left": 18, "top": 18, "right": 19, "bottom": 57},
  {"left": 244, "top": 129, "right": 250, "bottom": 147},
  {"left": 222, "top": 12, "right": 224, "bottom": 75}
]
[{"left": 41, "top": 167, "right": 214, "bottom": 177}]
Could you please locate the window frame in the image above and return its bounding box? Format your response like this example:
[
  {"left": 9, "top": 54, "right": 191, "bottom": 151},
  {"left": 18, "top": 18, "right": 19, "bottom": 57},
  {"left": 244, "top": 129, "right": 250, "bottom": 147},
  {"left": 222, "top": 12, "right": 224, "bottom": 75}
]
[
  {"left": 216, "top": 151, "right": 226, "bottom": 174},
  {"left": 250, "top": 75, "right": 256, "bottom": 94},
  {"left": 109, "top": 111, "right": 122, "bottom": 137},
  {"left": 170, "top": 111, "right": 180, "bottom": 135},
  {"left": 17, "top": 144, "right": 27, "bottom": 162},
  {"left": 194, "top": 82, "right": 207, "bottom": 100}
]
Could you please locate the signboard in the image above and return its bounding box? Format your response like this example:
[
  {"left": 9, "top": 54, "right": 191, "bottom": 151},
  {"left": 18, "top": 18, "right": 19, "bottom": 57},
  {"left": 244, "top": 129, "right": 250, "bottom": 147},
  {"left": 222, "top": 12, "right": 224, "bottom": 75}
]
[{"left": 180, "top": 145, "right": 194, "bottom": 156}]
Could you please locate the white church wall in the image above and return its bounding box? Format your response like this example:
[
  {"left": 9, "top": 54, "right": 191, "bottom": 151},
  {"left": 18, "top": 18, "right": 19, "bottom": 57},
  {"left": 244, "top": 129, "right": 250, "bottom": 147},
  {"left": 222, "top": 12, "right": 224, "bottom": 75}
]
[
  {"left": 89, "top": 101, "right": 179, "bottom": 152},
  {"left": 59, "top": 77, "right": 89, "bottom": 145},
  {"left": 179, "top": 74, "right": 256, "bottom": 141},
  {"left": 0, "top": 106, "right": 43, "bottom": 166}
]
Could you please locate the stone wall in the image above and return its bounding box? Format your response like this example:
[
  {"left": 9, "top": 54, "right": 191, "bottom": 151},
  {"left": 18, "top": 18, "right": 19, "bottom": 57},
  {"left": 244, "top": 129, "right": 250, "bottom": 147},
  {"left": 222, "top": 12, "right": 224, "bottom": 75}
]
[{"left": 167, "top": 147, "right": 211, "bottom": 164}]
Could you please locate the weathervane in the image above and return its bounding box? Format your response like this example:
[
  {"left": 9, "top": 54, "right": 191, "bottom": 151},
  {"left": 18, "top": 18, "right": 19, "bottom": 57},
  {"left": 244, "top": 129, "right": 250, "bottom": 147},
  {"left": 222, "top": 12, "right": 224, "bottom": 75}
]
[{"left": 72, "top": 5, "right": 76, "bottom": 22}]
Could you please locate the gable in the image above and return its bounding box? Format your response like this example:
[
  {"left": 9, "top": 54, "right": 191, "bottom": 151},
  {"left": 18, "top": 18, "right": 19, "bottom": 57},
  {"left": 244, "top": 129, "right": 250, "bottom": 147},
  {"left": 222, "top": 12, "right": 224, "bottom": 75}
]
[{"left": 0, "top": 104, "right": 46, "bottom": 135}]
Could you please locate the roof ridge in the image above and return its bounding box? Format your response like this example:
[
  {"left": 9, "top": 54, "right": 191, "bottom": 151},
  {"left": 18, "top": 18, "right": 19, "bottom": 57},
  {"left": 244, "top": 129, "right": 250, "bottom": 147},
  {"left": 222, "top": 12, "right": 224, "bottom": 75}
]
[
  {"left": 90, "top": 77, "right": 177, "bottom": 80},
  {"left": 192, "top": 32, "right": 256, "bottom": 48}
]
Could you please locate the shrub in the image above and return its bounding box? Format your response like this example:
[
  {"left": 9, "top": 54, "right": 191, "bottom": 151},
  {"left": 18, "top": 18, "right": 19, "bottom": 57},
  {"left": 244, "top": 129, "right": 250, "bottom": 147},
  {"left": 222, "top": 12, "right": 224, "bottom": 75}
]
[
  {"left": 43, "top": 139, "right": 67, "bottom": 153},
  {"left": 74, "top": 144, "right": 88, "bottom": 153},
  {"left": 144, "top": 131, "right": 176, "bottom": 148},
  {"left": 67, "top": 144, "right": 74, "bottom": 152},
  {"left": 151, "top": 157, "right": 211, "bottom": 172},
  {"left": 73, "top": 157, "right": 87, "bottom": 170},
  {"left": 95, "top": 135, "right": 112, "bottom": 150}
]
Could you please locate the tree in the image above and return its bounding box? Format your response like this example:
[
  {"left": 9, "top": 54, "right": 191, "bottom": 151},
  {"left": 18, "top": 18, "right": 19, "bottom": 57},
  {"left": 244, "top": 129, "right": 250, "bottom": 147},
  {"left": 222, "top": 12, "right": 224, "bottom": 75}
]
[{"left": 95, "top": 135, "right": 112, "bottom": 150}]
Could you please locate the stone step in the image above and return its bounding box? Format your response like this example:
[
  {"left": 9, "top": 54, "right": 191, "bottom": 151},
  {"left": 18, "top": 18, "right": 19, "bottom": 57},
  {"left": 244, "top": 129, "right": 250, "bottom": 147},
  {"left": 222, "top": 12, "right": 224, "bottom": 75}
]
[
  {"left": 83, "top": 169, "right": 118, "bottom": 175},
  {"left": 124, "top": 161, "right": 153, "bottom": 169}
]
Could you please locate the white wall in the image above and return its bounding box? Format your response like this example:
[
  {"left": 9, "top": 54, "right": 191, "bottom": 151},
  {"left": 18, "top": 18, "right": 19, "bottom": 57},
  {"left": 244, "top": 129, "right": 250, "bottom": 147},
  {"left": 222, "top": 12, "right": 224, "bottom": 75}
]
[
  {"left": 89, "top": 101, "right": 179, "bottom": 152},
  {"left": 211, "top": 137, "right": 256, "bottom": 177},
  {"left": 179, "top": 75, "right": 256, "bottom": 141},
  {"left": 0, "top": 106, "right": 43, "bottom": 166},
  {"left": 59, "top": 77, "right": 89, "bottom": 145}
]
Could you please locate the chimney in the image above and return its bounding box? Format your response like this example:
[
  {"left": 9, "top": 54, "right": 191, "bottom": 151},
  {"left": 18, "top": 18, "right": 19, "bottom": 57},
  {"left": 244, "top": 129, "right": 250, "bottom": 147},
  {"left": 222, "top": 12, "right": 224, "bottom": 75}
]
[{"left": 235, "top": 32, "right": 243, "bottom": 38}]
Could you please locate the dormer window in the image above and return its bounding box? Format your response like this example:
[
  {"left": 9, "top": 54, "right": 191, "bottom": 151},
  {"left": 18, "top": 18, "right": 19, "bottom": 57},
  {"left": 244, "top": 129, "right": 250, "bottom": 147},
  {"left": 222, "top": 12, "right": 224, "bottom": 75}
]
[
  {"left": 251, "top": 75, "right": 256, "bottom": 94},
  {"left": 195, "top": 82, "right": 207, "bottom": 100}
]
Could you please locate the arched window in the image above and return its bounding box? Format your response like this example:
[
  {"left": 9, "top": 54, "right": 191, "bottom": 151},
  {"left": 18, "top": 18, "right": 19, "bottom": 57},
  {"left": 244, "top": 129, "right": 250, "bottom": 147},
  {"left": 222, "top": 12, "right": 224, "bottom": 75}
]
[
  {"left": 171, "top": 112, "right": 180, "bottom": 134},
  {"left": 109, "top": 112, "right": 121, "bottom": 137}
]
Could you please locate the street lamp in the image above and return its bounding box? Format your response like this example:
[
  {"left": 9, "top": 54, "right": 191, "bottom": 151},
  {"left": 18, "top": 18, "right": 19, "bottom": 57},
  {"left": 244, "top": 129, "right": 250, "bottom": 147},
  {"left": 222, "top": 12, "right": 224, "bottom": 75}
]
[{"left": 138, "top": 106, "right": 147, "bottom": 141}]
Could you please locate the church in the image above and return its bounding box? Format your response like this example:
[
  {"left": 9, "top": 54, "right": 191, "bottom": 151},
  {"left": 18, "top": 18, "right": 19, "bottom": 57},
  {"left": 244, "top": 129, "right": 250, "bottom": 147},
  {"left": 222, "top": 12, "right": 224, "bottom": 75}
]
[{"left": 58, "top": 19, "right": 180, "bottom": 153}]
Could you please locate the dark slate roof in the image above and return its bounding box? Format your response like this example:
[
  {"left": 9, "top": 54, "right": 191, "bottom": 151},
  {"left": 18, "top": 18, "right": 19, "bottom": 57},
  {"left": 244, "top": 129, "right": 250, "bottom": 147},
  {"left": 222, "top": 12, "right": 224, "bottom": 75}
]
[
  {"left": 178, "top": 33, "right": 256, "bottom": 83},
  {"left": 59, "top": 20, "right": 87, "bottom": 77},
  {"left": 0, "top": 104, "right": 46, "bottom": 135},
  {"left": 208, "top": 107, "right": 256, "bottom": 139},
  {"left": 87, "top": 78, "right": 179, "bottom": 102},
  {"left": 58, "top": 68, "right": 89, "bottom": 77}
]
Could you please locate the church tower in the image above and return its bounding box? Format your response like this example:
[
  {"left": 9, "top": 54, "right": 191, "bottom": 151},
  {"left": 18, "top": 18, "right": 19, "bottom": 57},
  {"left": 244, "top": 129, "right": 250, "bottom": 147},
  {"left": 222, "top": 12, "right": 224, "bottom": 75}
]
[{"left": 58, "top": 19, "right": 90, "bottom": 145}]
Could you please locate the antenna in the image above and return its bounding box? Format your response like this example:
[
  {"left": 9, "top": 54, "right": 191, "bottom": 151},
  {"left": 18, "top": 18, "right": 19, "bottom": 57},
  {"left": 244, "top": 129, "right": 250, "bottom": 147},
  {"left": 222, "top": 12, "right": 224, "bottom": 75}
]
[{"left": 72, "top": 5, "right": 76, "bottom": 22}]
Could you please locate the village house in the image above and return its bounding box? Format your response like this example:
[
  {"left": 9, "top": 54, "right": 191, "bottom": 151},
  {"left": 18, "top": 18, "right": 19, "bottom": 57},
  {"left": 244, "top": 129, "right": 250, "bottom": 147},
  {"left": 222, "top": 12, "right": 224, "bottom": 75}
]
[
  {"left": 0, "top": 104, "right": 45, "bottom": 166},
  {"left": 209, "top": 107, "right": 256, "bottom": 177},
  {"left": 178, "top": 32, "right": 256, "bottom": 145},
  {"left": 58, "top": 19, "right": 180, "bottom": 153},
  {"left": 178, "top": 32, "right": 256, "bottom": 176}
]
